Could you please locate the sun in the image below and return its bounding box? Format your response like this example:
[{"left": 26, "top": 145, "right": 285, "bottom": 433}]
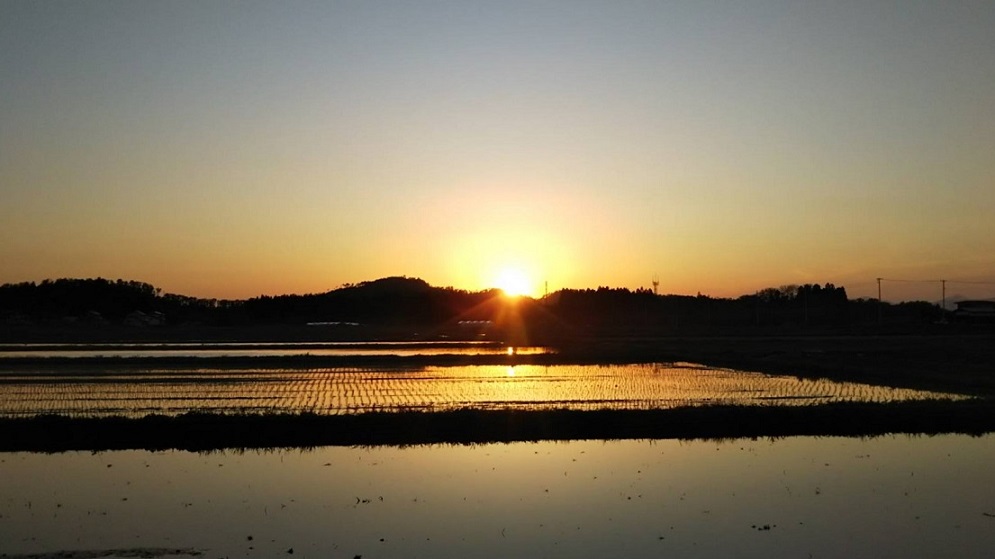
[{"left": 494, "top": 267, "right": 533, "bottom": 297}]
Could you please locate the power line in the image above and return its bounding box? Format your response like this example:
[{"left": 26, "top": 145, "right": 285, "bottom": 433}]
[
  {"left": 874, "top": 277, "right": 995, "bottom": 315},
  {"left": 878, "top": 278, "right": 942, "bottom": 283},
  {"left": 878, "top": 278, "right": 995, "bottom": 286}
]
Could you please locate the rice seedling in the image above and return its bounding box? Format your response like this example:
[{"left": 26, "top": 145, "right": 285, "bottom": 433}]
[{"left": 0, "top": 363, "right": 967, "bottom": 419}]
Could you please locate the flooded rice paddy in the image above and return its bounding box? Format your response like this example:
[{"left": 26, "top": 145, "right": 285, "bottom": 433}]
[
  {"left": 1, "top": 343, "right": 988, "bottom": 557},
  {"left": 0, "top": 341, "right": 549, "bottom": 358},
  {"left": 2, "top": 435, "right": 994, "bottom": 558},
  {"left": 0, "top": 362, "right": 966, "bottom": 418}
]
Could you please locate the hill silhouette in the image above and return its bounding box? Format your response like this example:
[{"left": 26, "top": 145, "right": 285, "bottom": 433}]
[{"left": 0, "top": 276, "right": 977, "bottom": 343}]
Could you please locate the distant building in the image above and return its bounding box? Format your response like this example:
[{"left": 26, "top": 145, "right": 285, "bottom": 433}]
[
  {"left": 952, "top": 300, "right": 995, "bottom": 322},
  {"left": 84, "top": 310, "right": 108, "bottom": 325},
  {"left": 124, "top": 310, "right": 165, "bottom": 327}
]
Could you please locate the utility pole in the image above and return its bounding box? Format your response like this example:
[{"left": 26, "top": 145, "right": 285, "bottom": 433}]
[
  {"left": 941, "top": 279, "right": 947, "bottom": 323},
  {"left": 877, "top": 277, "right": 883, "bottom": 327},
  {"left": 803, "top": 288, "right": 808, "bottom": 326}
]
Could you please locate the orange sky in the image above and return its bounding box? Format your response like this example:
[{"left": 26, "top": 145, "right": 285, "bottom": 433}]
[{"left": 2, "top": 2, "right": 994, "bottom": 303}]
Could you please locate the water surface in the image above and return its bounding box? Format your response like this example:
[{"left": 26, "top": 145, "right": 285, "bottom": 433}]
[
  {"left": 0, "top": 341, "right": 548, "bottom": 358},
  {"left": 0, "top": 363, "right": 964, "bottom": 418},
  {"left": 2, "top": 435, "right": 993, "bottom": 558}
]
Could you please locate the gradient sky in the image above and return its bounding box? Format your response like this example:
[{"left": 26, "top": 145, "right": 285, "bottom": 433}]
[{"left": 2, "top": 1, "right": 994, "bottom": 301}]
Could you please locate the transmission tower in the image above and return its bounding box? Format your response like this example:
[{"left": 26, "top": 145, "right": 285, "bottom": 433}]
[{"left": 652, "top": 274, "right": 660, "bottom": 296}]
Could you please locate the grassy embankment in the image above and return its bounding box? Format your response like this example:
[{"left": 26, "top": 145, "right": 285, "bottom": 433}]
[{"left": 2, "top": 399, "right": 993, "bottom": 452}]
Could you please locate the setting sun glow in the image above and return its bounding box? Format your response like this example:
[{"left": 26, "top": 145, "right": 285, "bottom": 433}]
[
  {"left": 3, "top": 3, "right": 994, "bottom": 303},
  {"left": 494, "top": 267, "right": 533, "bottom": 297}
]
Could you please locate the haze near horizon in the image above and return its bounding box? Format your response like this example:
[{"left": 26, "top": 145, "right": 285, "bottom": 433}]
[{"left": 2, "top": 1, "right": 994, "bottom": 302}]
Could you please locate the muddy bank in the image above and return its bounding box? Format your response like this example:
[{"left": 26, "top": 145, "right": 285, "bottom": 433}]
[
  {"left": 2, "top": 399, "right": 993, "bottom": 452},
  {"left": 0, "top": 548, "right": 203, "bottom": 559}
]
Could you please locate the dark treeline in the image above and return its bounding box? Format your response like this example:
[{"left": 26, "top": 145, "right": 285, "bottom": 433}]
[
  {"left": 0, "top": 278, "right": 163, "bottom": 321},
  {"left": 238, "top": 277, "right": 501, "bottom": 325},
  {"left": 0, "top": 276, "right": 970, "bottom": 341},
  {"left": 0, "top": 277, "right": 513, "bottom": 340},
  {"left": 0, "top": 277, "right": 495, "bottom": 326},
  {"left": 548, "top": 283, "right": 849, "bottom": 335}
]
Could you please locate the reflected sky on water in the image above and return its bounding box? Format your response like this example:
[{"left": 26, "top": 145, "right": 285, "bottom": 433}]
[
  {"left": 2, "top": 434, "right": 994, "bottom": 558},
  {"left": 0, "top": 341, "right": 548, "bottom": 358}
]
